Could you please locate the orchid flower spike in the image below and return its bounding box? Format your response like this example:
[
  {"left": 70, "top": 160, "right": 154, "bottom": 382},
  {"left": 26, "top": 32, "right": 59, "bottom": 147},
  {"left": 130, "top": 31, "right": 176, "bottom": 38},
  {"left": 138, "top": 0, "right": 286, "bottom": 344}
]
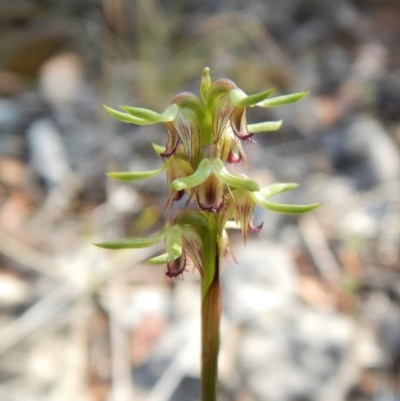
[{"left": 97, "top": 68, "right": 320, "bottom": 277}]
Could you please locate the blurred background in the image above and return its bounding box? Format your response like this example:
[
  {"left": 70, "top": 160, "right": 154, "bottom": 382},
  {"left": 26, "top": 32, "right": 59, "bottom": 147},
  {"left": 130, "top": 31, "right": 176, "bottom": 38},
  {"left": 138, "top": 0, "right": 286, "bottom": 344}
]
[{"left": 0, "top": 0, "right": 400, "bottom": 400}]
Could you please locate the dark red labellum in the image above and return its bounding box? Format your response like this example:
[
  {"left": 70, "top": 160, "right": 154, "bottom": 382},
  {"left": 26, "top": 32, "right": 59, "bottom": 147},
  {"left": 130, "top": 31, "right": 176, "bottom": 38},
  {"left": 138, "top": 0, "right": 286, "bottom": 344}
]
[{"left": 165, "top": 254, "right": 186, "bottom": 278}]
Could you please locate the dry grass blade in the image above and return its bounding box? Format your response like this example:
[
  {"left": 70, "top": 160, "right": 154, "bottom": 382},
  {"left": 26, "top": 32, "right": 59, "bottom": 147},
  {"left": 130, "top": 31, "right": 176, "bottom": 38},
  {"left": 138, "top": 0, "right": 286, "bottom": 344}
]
[
  {"left": 0, "top": 230, "right": 63, "bottom": 280},
  {"left": 0, "top": 282, "right": 81, "bottom": 355},
  {"left": 298, "top": 214, "right": 341, "bottom": 283}
]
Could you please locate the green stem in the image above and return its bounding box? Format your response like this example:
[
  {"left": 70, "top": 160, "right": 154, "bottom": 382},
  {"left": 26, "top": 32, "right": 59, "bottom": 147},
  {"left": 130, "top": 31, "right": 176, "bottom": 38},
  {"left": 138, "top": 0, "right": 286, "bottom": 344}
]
[{"left": 201, "top": 213, "right": 221, "bottom": 401}]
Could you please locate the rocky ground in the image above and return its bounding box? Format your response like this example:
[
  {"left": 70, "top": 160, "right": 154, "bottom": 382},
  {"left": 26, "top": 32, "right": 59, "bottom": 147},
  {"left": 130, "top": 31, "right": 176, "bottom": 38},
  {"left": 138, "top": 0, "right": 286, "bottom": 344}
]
[{"left": 0, "top": 1, "right": 400, "bottom": 401}]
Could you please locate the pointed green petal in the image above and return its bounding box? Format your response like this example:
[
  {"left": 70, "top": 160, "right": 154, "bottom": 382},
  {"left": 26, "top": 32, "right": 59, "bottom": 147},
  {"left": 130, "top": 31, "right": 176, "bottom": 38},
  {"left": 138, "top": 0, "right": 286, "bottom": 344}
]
[
  {"left": 171, "top": 158, "right": 212, "bottom": 191},
  {"left": 251, "top": 191, "right": 321, "bottom": 214},
  {"left": 256, "top": 92, "right": 309, "bottom": 108},
  {"left": 260, "top": 183, "right": 299, "bottom": 198},
  {"left": 94, "top": 232, "right": 165, "bottom": 249},
  {"left": 104, "top": 105, "right": 150, "bottom": 125},
  {"left": 230, "top": 88, "right": 275, "bottom": 107},
  {"left": 120, "top": 103, "right": 179, "bottom": 123},
  {"left": 248, "top": 120, "right": 283, "bottom": 133},
  {"left": 211, "top": 158, "right": 259, "bottom": 192},
  {"left": 107, "top": 165, "right": 165, "bottom": 181}
]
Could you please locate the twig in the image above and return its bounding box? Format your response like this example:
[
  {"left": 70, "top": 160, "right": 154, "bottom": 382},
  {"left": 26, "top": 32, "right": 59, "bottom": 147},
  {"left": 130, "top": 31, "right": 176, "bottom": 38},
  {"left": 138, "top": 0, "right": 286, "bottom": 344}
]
[
  {"left": 108, "top": 278, "right": 135, "bottom": 401},
  {"left": 0, "top": 282, "right": 81, "bottom": 355},
  {"left": 0, "top": 230, "right": 63, "bottom": 280},
  {"left": 298, "top": 214, "right": 341, "bottom": 283},
  {"left": 146, "top": 322, "right": 200, "bottom": 401},
  {"left": 0, "top": 246, "right": 159, "bottom": 356}
]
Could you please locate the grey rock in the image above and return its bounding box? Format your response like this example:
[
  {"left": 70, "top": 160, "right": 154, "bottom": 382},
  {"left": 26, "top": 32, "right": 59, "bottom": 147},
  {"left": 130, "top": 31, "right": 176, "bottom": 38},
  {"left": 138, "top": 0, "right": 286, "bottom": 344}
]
[
  {"left": 238, "top": 304, "right": 356, "bottom": 401},
  {"left": 27, "top": 118, "right": 70, "bottom": 186},
  {"left": 222, "top": 241, "right": 298, "bottom": 324},
  {"left": 39, "top": 53, "right": 84, "bottom": 106},
  {"left": 221, "top": 242, "right": 357, "bottom": 401},
  {"left": 0, "top": 99, "right": 21, "bottom": 132},
  {"left": 346, "top": 116, "right": 400, "bottom": 185}
]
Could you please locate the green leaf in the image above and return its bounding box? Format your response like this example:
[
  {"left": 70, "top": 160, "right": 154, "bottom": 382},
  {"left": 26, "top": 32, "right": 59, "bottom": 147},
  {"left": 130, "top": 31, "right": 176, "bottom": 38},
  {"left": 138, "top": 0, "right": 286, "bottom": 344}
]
[
  {"left": 171, "top": 158, "right": 212, "bottom": 191},
  {"left": 251, "top": 191, "right": 321, "bottom": 214},
  {"left": 212, "top": 158, "right": 259, "bottom": 192},
  {"left": 94, "top": 233, "right": 165, "bottom": 249},
  {"left": 107, "top": 165, "right": 165, "bottom": 181},
  {"left": 231, "top": 88, "right": 275, "bottom": 107},
  {"left": 248, "top": 120, "right": 282, "bottom": 133},
  {"left": 260, "top": 183, "right": 298, "bottom": 198},
  {"left": 256, "top": 92, "right": 309, "bottom": 108}
]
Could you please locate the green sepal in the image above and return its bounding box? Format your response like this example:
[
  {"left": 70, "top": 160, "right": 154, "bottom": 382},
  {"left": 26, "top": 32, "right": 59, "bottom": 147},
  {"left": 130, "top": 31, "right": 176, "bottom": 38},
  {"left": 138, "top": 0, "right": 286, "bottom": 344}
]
[
  {"left": 147, "top": 225, "right": 182, "bottom": 264},
  {"left": 211, "top": 158, "right": 259, "bottom": 192},
  {"left": 107, "top": 164, "right": 166, "bottom": 181},
  {"left": 256, "top": 92, "right": 309, "bottom": 108},
  {"left": 146, "top": 248, "right": 181, "bottom": 264},
  {"left": 171, "top": 158, "right": 212, "bottom": 191},
  {"left": 94, "top": 231, "right": 166, "bottom": 249},
  {"left": 172, "top": 93, "right": 205, "bottom": 118},
  {"left": 248, "top": 120, "right": 283, "bottom": 133},
  {"left": 260, "top": 183, "right": 299, "bottom": 198},
  {"left": 207, "top": 79, "right": 236, "bottom": 101},
  {"left": 161, "top": 104, "right": 180, "bottom": 121},
  {"left": 171, "top": 209, "right": 209, "bottom": 229},
  {"left": 200, "top": 67, "right": 212, "bottom": 102},
  {"left": 120, "top": 104, "right": 179, "bottom": 123},
  {"left": 230, "top": 88, "right": 275, "bottom": 107},
  {"left": 251, "top": 191, "right": 321, "bottom": 214},
  {"left": 104, "top": 105, "right": 149, "bottom": 125}
]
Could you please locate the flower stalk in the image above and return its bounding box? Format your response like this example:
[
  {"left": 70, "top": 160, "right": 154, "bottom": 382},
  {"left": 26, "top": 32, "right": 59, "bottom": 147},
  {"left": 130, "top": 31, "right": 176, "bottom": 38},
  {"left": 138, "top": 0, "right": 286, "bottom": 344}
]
[
  {"left": 96, "top": 68, "right": 320, "bottom": 401},
  {"left": 201, "top": 213, "right": 220, "bottom": 401}
]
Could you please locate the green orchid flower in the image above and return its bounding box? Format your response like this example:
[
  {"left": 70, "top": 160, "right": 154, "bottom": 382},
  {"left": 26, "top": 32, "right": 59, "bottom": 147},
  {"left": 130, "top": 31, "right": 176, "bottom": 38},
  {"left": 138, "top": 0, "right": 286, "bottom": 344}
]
[
  {"left": 225, "top": 183, "right": 321, "bottom": 242},
  {"left": 96, "top": 210, "right": 207, "bottom": 277}
]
